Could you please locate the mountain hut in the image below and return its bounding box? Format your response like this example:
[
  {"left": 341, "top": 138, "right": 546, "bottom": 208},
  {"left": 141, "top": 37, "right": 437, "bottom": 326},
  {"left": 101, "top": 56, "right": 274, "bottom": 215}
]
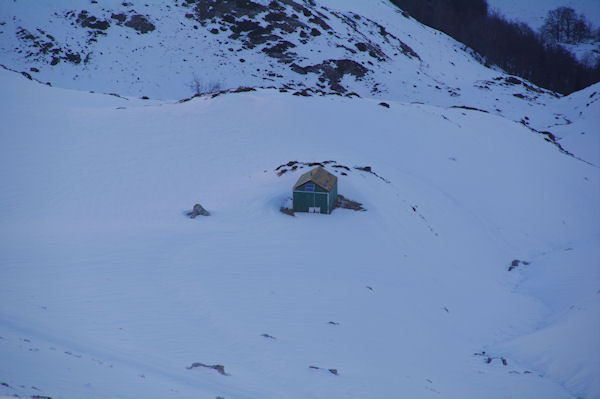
[{"left": 292, "top": 166, "right": 338, "bottom": 214}]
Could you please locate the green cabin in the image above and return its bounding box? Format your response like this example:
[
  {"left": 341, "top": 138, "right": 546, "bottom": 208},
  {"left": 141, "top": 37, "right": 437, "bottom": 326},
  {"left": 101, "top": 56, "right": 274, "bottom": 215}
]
[{"left": 293, "top": 166, "right": 338, "bottom": 214}]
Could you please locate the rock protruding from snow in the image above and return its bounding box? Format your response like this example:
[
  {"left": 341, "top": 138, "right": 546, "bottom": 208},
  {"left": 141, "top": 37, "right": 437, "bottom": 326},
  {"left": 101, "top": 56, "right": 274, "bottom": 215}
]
[
  {"left": 188, "top": 203, "right": 210, "bottom": 218},
  {"left": 186, "top": 362, "right": 228, "bottom": 375}
]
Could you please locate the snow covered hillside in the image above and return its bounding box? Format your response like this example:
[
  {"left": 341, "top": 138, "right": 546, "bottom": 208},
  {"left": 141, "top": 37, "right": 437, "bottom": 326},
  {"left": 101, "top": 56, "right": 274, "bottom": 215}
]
[
  {"left": 545, "top": 82, "right": 600, "bottom": 166},
  {"left": 3, "top": 0, "right": 597, "bottom": 166},
  {"left": 0, "top": 0, "right": 573, "bottom": 133},
  {"left": 1, "top": 63, "right": 599, "bottom": 399}
]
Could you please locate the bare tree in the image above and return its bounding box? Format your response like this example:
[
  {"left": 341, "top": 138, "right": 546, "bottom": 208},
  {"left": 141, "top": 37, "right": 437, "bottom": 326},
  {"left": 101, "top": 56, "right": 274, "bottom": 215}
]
[
  {"left": 188, "top": 74, "right": 222, "bottom": 96},
  {"left": 389, "top": 0, "right": 600, "bottom": 94},
  {"left": 540, "top": 7, "right": 591, "bottom": 44}
]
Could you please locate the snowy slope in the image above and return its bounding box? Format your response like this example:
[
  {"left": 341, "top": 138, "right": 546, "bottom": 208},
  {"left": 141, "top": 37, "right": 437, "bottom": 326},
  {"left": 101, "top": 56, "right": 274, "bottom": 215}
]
[
  {"left": 4, "top": 0, "right": 598, "bottom": 169},
  {"left": 3, "top": 0, "right": 597, "bottom": 164},
  {"left": 545, "top": 82, "right": 600, "bottom": 166},
  {"left": 0, "top": 0, "right": 565, "bottom": 129},
  {"left": 1, "top": 68, "right": 599, "bottom": 399}
]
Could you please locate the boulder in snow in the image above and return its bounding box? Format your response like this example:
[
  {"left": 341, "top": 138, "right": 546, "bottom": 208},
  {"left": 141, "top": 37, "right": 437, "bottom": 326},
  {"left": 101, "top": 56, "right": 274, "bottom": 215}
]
[{"left": 188, "top": 203, "right": 210, "bottom": 218}]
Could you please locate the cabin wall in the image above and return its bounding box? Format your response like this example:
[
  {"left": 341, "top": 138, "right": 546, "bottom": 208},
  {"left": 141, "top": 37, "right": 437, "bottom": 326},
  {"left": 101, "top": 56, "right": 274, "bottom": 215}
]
[
  {"left": 293, "top": 182, "right": 331, "bottom": 213},
  {"left": 329, "top": 182, "right": 338, "bottom": 213}
]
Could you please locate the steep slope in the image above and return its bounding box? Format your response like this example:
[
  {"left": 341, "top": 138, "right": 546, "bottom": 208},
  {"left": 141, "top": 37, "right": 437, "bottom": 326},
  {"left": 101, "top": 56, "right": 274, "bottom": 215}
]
[
  {"left": 545, "top": 82, "right": 600, "bottom": 166},
  {"left": 0, "top": 0, "right": 566, "bottom": 130},
  {"left": 0, "top": 69, "right": 598, "bottom": 399}
]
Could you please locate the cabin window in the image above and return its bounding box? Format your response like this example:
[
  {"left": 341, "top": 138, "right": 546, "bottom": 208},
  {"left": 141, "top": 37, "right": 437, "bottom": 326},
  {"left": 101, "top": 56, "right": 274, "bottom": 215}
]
[{"left": 304, "top": 183, "right": 315, "bottom": 192}]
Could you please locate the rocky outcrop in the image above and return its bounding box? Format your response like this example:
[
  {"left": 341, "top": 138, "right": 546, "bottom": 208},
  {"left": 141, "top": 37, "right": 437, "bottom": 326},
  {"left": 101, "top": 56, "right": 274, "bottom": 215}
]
[{"left": 188, "top": 203, "right": 210, "bottom": 218}]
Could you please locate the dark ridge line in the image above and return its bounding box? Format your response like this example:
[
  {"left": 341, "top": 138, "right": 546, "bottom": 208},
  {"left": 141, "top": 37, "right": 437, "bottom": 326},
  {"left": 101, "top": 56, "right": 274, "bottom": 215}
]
[
  {"left": 450, "top": 105, "right": 488, "bottom": 113},
  {"left": 177, "top": 84, "right": 363, "bottom": 103},
  {"left": 0, "top": 63, "right": 52, "bottom": 87}
]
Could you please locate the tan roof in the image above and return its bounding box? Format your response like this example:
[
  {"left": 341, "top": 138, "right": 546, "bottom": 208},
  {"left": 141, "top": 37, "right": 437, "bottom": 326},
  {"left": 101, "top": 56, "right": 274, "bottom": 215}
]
[{"left": 293, "top": 166, "right": 337, "bottom": 191}]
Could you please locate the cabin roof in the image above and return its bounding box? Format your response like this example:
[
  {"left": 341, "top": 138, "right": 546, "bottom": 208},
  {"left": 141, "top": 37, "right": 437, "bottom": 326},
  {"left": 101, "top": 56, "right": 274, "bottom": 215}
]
[{"left": 293, "top": 166, "right": 337, "bottom": 192}]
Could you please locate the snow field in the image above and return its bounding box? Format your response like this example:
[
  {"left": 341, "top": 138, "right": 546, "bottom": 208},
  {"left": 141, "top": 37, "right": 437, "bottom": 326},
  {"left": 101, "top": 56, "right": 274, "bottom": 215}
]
[{"left": 1, "top": 69, "right": 598, "bottom": 398}]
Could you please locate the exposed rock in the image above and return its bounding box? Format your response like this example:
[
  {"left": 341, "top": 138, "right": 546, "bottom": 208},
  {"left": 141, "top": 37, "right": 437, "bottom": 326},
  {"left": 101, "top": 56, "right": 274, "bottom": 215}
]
[
  {"left": 188, "top": 203, "right": 210, "bottom": 218},
  {"left": 451, "top": 105, "right": 488, "bottom": 113},
  {"left": 508, "top": 259, "right": 530, "bottom": 271},
  {"left": 474, "top": 351, "right": 508, "bottom": 366},
  {"left": 262, "top": 40, "right": 296, "bottom": 60},
  {"left": 76, "top": 10, "right": 110, "bottom": 30},
  {"left": 15, "top": 26, "right": 83, "bottom": 65},
  {"left": 124, "top": 15, "right": 155, "bottom": 33},
  {"left": 354, "top": 165, "right": 390, "bottom": 183},
  {"left": 335, "top": 194, "right": 366, "bottom": 211},
  {"left": 261, "top": 333, "right": 276, "bottom": 339},
  {"left": 111, "top": 13, "right": 127, "bottom": 23},
  {"left": 186, "top": 362, "right": 228, "bottom": 375},
  {"left": 308, "top": 365, "right": 339, "bottom": 375},
  {"left": 290, "top": 59, "right": 368, "bottom": 93}
]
